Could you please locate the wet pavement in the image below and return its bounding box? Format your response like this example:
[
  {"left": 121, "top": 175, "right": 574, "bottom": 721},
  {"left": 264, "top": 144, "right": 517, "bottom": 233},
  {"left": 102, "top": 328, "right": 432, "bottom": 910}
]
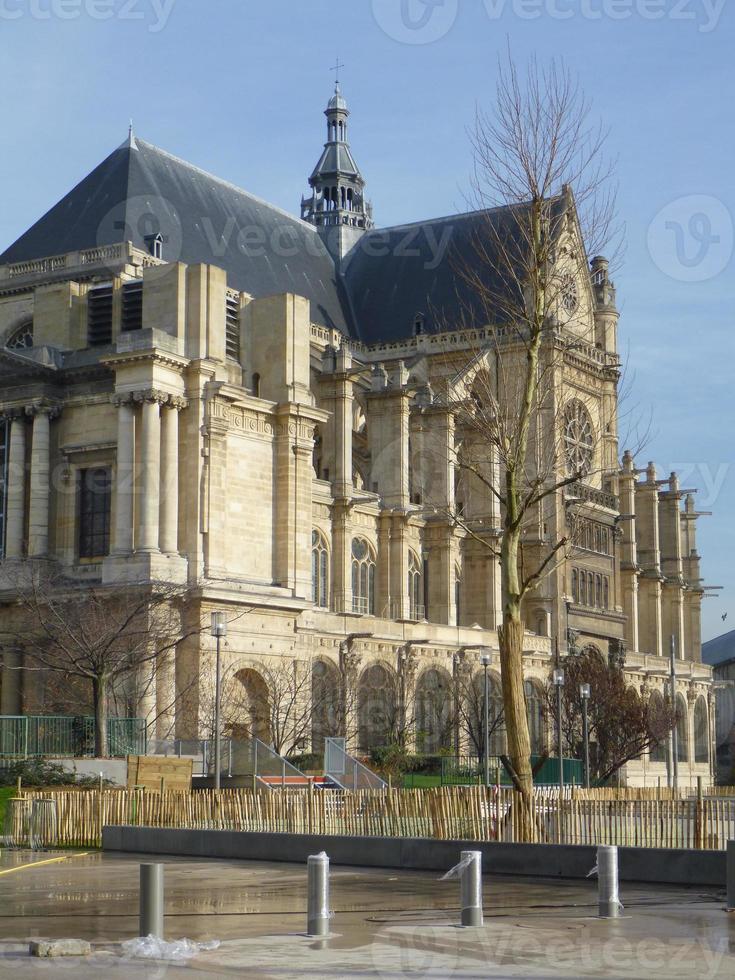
[{"left": 0, "top": 848, "right": 732, "bottom": 977}]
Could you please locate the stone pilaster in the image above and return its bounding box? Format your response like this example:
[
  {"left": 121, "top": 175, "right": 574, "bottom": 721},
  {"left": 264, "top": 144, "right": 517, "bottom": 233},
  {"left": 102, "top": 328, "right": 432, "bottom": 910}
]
[
  {"left": 159, "top": 398, "right": 186, "bottom": 555},
  {"left": 27, "top": 403, "right": 59, "bottom": 558},
  {"left": 136, "top": 391, "right": 166, "bottom": 553},
  {"left": 5, "top": 413, "right": 27, "bottom": 558},
  {"left": 111, "top": 394, "right": 135, "bottom": 555}
]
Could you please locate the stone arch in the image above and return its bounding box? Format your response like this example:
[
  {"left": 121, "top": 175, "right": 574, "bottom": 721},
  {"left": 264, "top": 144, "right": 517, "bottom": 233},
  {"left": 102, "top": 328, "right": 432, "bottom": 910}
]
[
  {"left": 693, "top": 695, "right": 709, "bottom": 764},
  {"left": 676, "top": 693, "right": 689, "bottom": 764},
  {"left": 311, "top": 658, "right": 340, "bottom": 753},
  {"left": 524, "top": 678, "right": 546, "bottom": 755},
  {"left": 648, "top": 689, "right": 667, "bottom": 762},
  {"left": 415, "top": 666, "right": 452, "bottom": 754},
  {"left": 3, "top": 317, "right": 33, "bottom": 350},
  {"left": 230, "top": 667, "right": 270, "bottom": 742},
  {"left": 471, "top": 669, "right": 506, "bottom": 757},
  {"left": 357, "top": 661, "right": 397, "bottom": 752}
]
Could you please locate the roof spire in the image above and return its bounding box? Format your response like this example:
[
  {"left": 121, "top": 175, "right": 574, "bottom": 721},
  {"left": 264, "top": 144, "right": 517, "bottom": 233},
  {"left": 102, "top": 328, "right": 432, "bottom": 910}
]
[
  {"left": 127, "top": 119, "right": 137, "bottom": 150},
  {"left": 330, "top": 56, "right": 345, "bottom": 89}
]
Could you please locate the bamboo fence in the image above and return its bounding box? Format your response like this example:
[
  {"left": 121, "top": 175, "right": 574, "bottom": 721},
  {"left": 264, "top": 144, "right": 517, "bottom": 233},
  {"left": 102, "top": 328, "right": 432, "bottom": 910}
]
[{"left": 6, "top": 785, "right": 735, "bottom": 851}]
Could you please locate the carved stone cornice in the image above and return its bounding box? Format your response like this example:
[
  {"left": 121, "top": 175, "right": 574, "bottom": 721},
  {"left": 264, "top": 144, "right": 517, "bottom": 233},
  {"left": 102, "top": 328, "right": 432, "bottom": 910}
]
[{"left": 112, "top": 390, "right": 188, "bottom": 410}]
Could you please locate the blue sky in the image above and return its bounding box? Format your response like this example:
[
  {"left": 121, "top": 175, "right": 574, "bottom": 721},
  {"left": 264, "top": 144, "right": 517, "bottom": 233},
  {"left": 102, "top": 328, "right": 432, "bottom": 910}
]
[{"left": 1, "top": 0, "right": 732, "bottom": 641}]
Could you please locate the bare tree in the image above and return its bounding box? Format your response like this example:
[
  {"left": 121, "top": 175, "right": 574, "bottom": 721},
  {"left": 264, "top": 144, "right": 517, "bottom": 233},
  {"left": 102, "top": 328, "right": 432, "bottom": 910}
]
[
  {"left": 542, "top": 646, "right": 676, "bottom": 783},
  {"left": 0, "top": 561, "right": 201, "bottom": 757},
  {"left": 453, "top": 666, "right": 506, "bottom": 764},
  {"left": 427, "top": 52, "right": 620, "bottom": 829}
]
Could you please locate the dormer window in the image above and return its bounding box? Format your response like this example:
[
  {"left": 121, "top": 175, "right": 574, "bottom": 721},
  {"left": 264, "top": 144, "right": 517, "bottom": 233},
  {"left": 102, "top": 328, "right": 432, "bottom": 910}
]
[
  {"left": 145, "top": 233, "right": 163, "bottom": 260},
  {"left": 6, "top": 322, "right": 33, "bottom": 350},
  {"left": 414, "top": 313, "right": 425, "bottom": 336}
]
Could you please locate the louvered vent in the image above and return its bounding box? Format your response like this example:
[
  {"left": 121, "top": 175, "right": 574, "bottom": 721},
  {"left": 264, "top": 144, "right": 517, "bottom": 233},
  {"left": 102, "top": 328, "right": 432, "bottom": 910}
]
[
  {"left": 226, "top": 293, "right": 241, "bottom": 361},
  {"left": 87, "top": 285, "right": 113, "bottom": 346},
  {"left": 121, "top": 280, "right": 143, "bottom": 332}
]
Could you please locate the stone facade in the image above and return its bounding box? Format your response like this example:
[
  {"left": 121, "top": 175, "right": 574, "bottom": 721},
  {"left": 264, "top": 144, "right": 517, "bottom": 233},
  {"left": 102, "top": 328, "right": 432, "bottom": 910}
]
[{"left": 0, "top": 98, "right": 713, "bottom": 787}]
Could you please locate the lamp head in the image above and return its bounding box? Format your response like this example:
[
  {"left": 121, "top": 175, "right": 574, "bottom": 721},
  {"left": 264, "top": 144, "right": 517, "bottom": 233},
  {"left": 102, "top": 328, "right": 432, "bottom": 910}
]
[
  {"left": 580, "top": 683, "right": 591, "bottom": 699},
  {"left": 553, "top": 668, "right": 565, "bottom": 687},
  {"left": 210, "top": 611, "right": 227, "bottom": 638}
]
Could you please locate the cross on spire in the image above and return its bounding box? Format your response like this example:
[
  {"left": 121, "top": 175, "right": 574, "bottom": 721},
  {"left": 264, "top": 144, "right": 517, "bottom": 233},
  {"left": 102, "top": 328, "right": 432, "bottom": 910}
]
[{"left": 330, "top": 57, "right": 345, "bottom": 87}]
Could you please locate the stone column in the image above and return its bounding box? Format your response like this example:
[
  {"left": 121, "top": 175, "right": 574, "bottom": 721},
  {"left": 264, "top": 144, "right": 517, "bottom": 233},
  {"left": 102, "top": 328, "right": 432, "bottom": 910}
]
[
  {"left": 27, "top": 405, "right": 57, "bottom": 557},
  {"left": 5, "top": 414, "right": 27, "bottom": 558},
  {"left": 137, "top": 392, "right": 163, "bottom": 553},
  {"left": 159, "top": 399, "right": 185, "bottom": 555},
  {"left": 112, "top": 395, "right": 135, "bottom": 555}
]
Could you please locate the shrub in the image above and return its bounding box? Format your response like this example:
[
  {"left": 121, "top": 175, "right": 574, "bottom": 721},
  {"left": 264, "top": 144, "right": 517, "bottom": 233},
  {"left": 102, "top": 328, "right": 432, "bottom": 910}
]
[{"left": 0, "top": 758, "right": 113, "bottom": 788}]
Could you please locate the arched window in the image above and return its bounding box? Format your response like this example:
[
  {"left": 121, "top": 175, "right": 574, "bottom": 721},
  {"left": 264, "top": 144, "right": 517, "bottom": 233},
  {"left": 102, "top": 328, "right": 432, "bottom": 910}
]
[
  {"left": 415, "top": 668, "right": 452, "bottom": 754},
  {"left": 595, "top": 574, "right": 602, "bottom": 608},
  {"left": 312, "top": 530, "right": 329, "bottom": 608},
  {"left": 524, "top": 680, "right": 546, "bottom": 755},
  {"left": 454, "top": 564, "right": 462, "bottom": 625},
  {"left": 488, "top": 674, "right": 506, "bottom": 757},
  {"left": 6, "top": 321, "right": 33, "bottom": 350},
  {"left": 357, "top": 663, "right": 397, "bottom": 751},
  {"left": 312, "top": 659, "right": 340, "bottom": 752},
  {"left": 676, "top": 694, "right": 689, "bottom": 763},
  {"left": 648, "top": 690, "right": 668, "bottom": 762},
  {"left": 579, "top": 571, "right": 587, "bottom": 606},
  {"left": 231, "top": 668, "right": 270, "bottom": 743},
  {"left": 693, "top": 696, "right": 709, "bottom": 764},
  {"left": 251, "top": 373, "right": 261, "bottom": 398},
  {"left": 351, "top": 538, "right": 376, "bottom": 615},
  {"left": 571, "top": 569, "right": 579, "bottom": 604},
  {"left": 408, "top": 551, "right": 423, "bottom": 620},
  {"left": 603, "top": 578, "right": 609, "bottom": 610}
]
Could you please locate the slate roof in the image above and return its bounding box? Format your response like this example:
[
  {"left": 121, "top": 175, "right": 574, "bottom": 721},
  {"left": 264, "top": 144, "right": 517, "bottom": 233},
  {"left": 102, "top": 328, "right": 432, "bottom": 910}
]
[
  {"left": 0, "top": 137, "right": 570, "bottom": 348},
  {"left": 702, "top": 629, "right": 735, "bottom": 667},
  {"left": 341, "top": 198, "right": 566, "bottom": 347},
  {"left": 0, "top": 138, "right": 354, "bottom": 336},
  {"left": 310, "top": 143, "right": 362, "bottom": 182}
]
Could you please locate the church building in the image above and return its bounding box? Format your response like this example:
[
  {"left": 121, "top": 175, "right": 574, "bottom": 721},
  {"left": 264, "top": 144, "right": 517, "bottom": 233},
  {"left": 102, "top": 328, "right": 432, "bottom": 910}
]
[{"left": 0, "top": 84, "right": 714, "bottom": 785}]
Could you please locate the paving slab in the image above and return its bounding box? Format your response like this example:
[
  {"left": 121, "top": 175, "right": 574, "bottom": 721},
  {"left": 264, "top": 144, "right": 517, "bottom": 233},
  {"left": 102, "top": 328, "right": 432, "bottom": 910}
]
[{"left": 0, "top": 849, "right": 731, "bottom": 977}]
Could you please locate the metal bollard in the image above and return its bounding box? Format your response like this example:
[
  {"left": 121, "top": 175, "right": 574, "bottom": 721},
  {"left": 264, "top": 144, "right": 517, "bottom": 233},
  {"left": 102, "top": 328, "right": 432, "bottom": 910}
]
[
  {"left": 460, "top": 850, "right": 484, "bottom": 928},
  {"left": 597, "top": 845, "right": 621, "bottom": 918},
  {"left": 139, "top": 863, "right": 165, "bottom": 938},
  {"left": 307, "top": 852, "right": 330, "bottom": 937},
  {"left": 727, "top": 840, "right": 735, "bottom": 912}
]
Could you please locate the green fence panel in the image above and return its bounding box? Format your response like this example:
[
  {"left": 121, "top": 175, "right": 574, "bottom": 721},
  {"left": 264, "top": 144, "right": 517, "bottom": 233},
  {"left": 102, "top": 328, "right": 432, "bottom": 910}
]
[{"left": 0, "top": 716, "right": 145, "bottom": 759}]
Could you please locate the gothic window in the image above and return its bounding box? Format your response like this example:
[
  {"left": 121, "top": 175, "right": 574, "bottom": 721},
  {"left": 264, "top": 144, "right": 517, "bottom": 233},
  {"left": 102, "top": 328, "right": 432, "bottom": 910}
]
[
  {"left": 351, "top": 538, "right": 376, "bottom": 615},
  {"left": 78, "top": 467, "right": 111, "bottom": 559},
  {"left": 312, "top": 659, "right": 340, "bottom": 752},
  {"left": 648, "top": 690, "right": 667, "bottom": 762},
  {"left": 408, "top": 551, "right": 423, "bottom": 620},
  {"left": 312, "top": 530, "right": 330, "bottom": 608},
  {"left": 563, "top": 400, "right": 595, "bottom": 476},
  {"left": 6, "top": 322, "right": 33, "bottom": 350},
  {"left": 455, "top": 564, "right": 462, "bottom": 624},
  {"left": 571, "top": 568, "right": 578, "bottom": 603},
  {"left": 524, "top": 680, "right": 546, "bottom": 755},
  {"left": 603, "top": 578, "right": 610, "bottom": 610},
  {"left": 0, "top": 421, "right": 9, "bottom": 558},
  {"left": 415, "top": 668, "right": 452, "bottom": 753},
  {"left": 595, "top": 574, "right": 602, "bottom": 608},
  {"left": 693, "top": 696, "right": 709, "bottom": 764},
  {"left": 560, "top": 273, "right": 579, "bottom": 315},
  {"left": 357, "top": 662, "right": 397, "bottom": 751},
  {"left": 676, "top": 694, "right": 689, "bottom": 763}
]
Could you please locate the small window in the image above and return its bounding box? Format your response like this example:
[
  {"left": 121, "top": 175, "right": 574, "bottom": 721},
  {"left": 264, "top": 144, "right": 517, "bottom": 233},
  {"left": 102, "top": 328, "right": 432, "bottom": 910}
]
[
  {"left": 87, "top": 285, "right": 113, "bottom": 346},
  {"left": 145, "top": 233, "right": 163, "bottom": 260},
  {"left": 414, "top": 313, "right": 425, "bottom": 336},
  {"left": 251, "top": 373, "right": 261, "bottom": 397},
  {"left": 226, "top": 294, "right": 241, "bottom": 361},
  {"left": 78, "top": 467, "right": 111, "bottom": 559},
  {"left": 6, "top": 322, "right": 33, "bottom": 350},
  {"left": 121, "top": 280, "right": 143, "bottom": 332},
  {"left": 312, "top": 530, "right": 330, "bottom": 609}
]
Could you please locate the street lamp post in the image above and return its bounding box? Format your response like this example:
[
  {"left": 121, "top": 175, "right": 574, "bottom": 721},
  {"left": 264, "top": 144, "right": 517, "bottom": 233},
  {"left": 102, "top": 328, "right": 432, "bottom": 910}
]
[
  {"left": 580, "top": 683, "right": 591, "bottom": 790},
  {"left": 669, "top": 635, "right": 679, "bottom": 791},
  {"left": 553, "top": 668, "right": 565, "bottom": 795},
  {"left": 480, "top": 653, "right": 491, "bottom": 787},
  {"left": 210, "top": 611, "right": 227, "bottom": 791}
]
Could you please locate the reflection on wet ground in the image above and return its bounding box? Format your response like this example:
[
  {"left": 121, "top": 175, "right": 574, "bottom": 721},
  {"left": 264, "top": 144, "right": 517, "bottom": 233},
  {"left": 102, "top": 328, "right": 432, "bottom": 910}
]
[{"left": 0, "top": 849, "right": 732, "bottom": 977}]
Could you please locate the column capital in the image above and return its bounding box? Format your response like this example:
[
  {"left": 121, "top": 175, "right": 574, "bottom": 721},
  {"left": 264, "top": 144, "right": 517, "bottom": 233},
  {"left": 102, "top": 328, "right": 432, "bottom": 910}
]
[
  {"left": 0, "top": 407, "right": 26, "bottom": 422},
  {"left": 132, "top": 388, "right": 171, "bottom": 407},
  {"left": 25, "top": 401, "right": 61, "bottom": 421}
]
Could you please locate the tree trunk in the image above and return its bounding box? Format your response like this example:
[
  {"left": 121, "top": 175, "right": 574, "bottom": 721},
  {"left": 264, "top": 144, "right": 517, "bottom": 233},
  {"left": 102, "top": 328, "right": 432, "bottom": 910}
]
[
  {"left": 498, "top": 614, "right": 536, "bottom": 840},
  {"left": 93, "top": 676, "right": 109, "bottom": 758}
]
